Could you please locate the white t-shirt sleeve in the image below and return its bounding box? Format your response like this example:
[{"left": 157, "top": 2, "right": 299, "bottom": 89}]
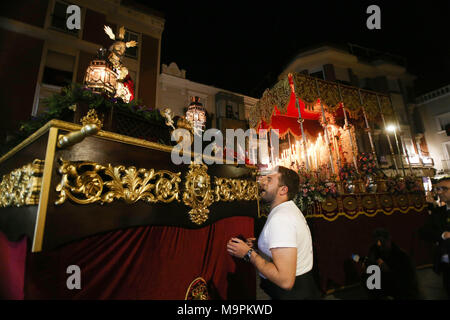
[{"left": 266, "top": 215, "right": 297, "bottom": 249}]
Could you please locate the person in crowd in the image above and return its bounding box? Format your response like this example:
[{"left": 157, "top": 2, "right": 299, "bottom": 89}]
[
  {"left": 226, "top": 166, "right": 321, "bottom": 300},
  {"left": 420, "top": 176, "right": 450, "bottom": 297},
  {"left": 357, "top": 228, "right": 419, "bottom": 299}
]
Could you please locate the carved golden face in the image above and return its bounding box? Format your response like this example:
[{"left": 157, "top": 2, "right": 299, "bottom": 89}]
[
  {"left": 111, "top": 42, "right": 126, "bottom": 56},
  {"left": 193, "top": 175, "right": 207, "bottom": 198}
]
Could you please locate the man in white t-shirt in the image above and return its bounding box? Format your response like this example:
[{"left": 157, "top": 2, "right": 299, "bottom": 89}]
[{"left": 227, "top": 166, "right": 320, "bottom": 299}]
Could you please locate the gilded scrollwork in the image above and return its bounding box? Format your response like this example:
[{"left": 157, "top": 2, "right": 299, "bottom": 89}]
[
  {"left": 54, "top": 159, "right": 258, "bottom": 225},
  {"left": 182, "top": 163, "right": 215, "bottom": 225},
  {"left": 55, "top": 159, "right": 181, "bottom": 205},
  {"left": 0, "top": 159, "right": 44, "bottom": 207},
  {"left": 214, "top": 177, "right": 258, "bottom": 202}
]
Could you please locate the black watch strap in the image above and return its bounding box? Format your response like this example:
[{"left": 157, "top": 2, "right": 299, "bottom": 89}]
[{"left": 243, "top": 248, "right": 254, "bottom": 262}]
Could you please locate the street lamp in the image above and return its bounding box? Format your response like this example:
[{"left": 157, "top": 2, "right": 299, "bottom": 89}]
[{"left": 386, "top": 124, "right": 406, "bottom": 176}]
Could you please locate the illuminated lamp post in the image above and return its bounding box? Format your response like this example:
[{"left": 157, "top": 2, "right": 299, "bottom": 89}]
[
  {"left": 84, "top": 48, "right": 118, "bottom": 97},
  {"left": 186, "top": 96, "right": 206, "bottom": 134}
]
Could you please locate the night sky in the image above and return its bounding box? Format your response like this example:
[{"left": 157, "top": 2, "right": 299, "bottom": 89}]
[{"left": 137, "top": 0, "right": 449, "bottom": 98}]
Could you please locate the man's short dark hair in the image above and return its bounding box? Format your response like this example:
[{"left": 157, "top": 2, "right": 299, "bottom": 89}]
[{"left": 276, "top": 166, "right": 300, "bottom": 200}]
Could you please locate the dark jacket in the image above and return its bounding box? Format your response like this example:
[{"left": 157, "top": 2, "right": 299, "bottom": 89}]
[
  {"left": 419, "top": 204, "right": 450, "bottom": 273},
  {"left": 365, "top": 242, "right": 419, "bottom": 299}
]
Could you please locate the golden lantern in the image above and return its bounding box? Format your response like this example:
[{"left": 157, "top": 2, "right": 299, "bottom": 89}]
[
  {"left": 84, "top": 48, "right": 118, "bottom": 97},
  {"left": 186, "top": 96, "right": 206, "bottom": 132}
]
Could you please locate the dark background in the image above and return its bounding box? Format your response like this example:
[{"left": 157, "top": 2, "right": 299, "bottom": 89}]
[{"left": 134, "top": 0, "right": 449, "bottom": 98}]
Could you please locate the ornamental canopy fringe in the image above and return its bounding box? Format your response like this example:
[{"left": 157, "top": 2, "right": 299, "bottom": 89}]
[{"left": 249, "top": 72, "right": 394, "bottom": 129}]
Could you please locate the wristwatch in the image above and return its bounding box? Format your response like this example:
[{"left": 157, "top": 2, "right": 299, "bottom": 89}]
[{"left": 243, "top": 248, "right": 254, "bottom": 262}]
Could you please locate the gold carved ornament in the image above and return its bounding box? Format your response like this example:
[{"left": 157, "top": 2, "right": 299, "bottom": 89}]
[
  {"left": 0, "top": 159, "right": 44, "bottom": 207},
  {"left": 54, "top": 160, "right": 258, "bottom": 225},
  {"left": 214, "top": 177, "right": 258, "bottom": 202},
  {"left": 185, "top": 277, "right": 209, "bottom": 300},
  {"left": 55, "top": 158, "right": 181, "bottom": 205},
  {"left": 182, "top": 163, "right": 215, "bottom": 225}
]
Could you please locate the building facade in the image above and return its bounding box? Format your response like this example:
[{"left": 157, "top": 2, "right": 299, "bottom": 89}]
[
  {"left": 0, "top": 0, "right": 164, "bottom": 139},
  {"left": 414, "top": 84, "right": 450, "bottom": 175},
  {"left": 158, "top": 62, "right": 258, "bottom": 133}
]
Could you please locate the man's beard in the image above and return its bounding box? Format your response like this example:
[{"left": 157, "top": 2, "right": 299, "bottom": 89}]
[{"left": 260, "top": 189, "right": 276, "bottom": 203}]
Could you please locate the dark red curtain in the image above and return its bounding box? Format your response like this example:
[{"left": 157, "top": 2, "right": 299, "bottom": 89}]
[
  {"left": 0, "top": 232, "right": 27, "bottom": 300},
  {"left": 308, "top": 209, "right": 433, "bottom": 292},
  {"left": 1, "top": 216, "right": 255, "bottom": 300}
]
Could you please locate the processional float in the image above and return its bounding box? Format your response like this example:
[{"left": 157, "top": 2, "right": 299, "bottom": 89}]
[
  {"left": 249, "top": 73, "right": 431, "bottom": 292},
  {"left": 0, "top": 26, "right": 259, "bottom": 300}
]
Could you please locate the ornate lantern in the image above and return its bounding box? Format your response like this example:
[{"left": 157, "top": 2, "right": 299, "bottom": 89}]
[
  {"left": 84, "top": 48, "right": 118, "bottom": 97},
  {"left": 186, "top": 96, "right": 206, "bottom": 132}
]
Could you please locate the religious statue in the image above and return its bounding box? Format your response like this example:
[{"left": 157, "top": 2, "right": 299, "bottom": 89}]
[
  {"left": 103, "top": 25, "right": 138, "bottom": 103},
  {"left": 104, "top": 26, "right": 137, "bottom": 69}
]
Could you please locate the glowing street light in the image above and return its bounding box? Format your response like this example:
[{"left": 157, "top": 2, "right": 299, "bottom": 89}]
[
  {"left": 386, "top": 124, "right": 396, "bottom": 132},
  {"left": 386, "top": 124, "right": 406, "bottom": 175}
]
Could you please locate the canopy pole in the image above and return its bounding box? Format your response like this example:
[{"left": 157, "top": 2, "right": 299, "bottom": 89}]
[
  {"left": 387, "top": 95, "right": 413, "bottom": 175},
  {"left": 338, "top": 83, "right": 359, "bottom": 171},
  {"left": 289, "top": 73, "right": 309, "bottom": 171},
  {"left": 315, "top": 79, "right": 335, "bottom": 175},
  {"left": 358, "top": 90, "right": 380, "bottom": 169},
  {"left": 374, "top": 93, "right": 399, "bottom": 175}
]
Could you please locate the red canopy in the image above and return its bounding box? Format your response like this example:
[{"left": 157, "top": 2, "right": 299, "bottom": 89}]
[{"left": 258, "top": 93, "right": 345, "bottom": 139}]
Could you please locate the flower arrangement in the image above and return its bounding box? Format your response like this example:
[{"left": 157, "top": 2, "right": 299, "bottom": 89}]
[
  {"left": 293, "top": 167, "right": 338, "bottom": 213},
  {"left": 339, "top": 162, "right": 359, "bottom": 181},
  {"left": 1, "top": 83, "right": 165, "bottom": 156},
  {"left": 386, "top": 175, "right": 407, "bottom": 194},
  {"left": 386, "top": 175, "right": 423, "bottom": 194},
  {"left": 404, "top": 175, "right": 423, "bottom": 193},
  {"left": 357, "top": 152, "right": 378, "bottom": 176}
]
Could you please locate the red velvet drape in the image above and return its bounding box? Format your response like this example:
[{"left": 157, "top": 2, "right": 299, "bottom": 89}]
[
  {"left": 0, "top": 216, "right": 255, "bottom": 300},
  {"left": 0, "top": 232, "right": 27, "bottom": 300}
]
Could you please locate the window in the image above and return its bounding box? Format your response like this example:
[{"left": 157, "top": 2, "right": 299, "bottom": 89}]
[
  {"left": 42, "top": 50, "right": 75, "bottom": 87},
  {"left": 226, "top": 105, "right": 234, "bottom": 119},
  {"left": 124, "top": 29, "right": 139, "bottom": 59},
  {"left": 436, "top": 112, "right": 450, "bottom": 131},
  {"left": 50, "top": 1, "right": 79, "bottom": 36},
  {"left": 310, "top": 71, "right": 324, "bottom": 80}
]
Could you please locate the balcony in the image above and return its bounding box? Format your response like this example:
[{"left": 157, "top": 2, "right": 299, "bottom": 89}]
[{"left": 441, "top": 159, "right": 450, "bottom": 173}]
